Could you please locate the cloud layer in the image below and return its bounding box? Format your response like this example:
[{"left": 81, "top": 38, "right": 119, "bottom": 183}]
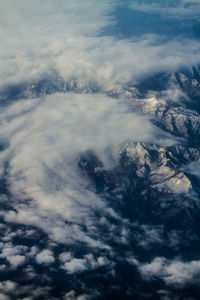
[{"left": 1, "top": 0, "right": 200, "bottom": 89}]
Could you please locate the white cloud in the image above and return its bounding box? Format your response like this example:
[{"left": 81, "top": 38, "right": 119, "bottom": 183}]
[
  {"left": 36, "top": 249, "right": 55, "bottom": 264},
  {"left": 7, "top": 255, "right": 26, "bottom": 268},
  {"left": 0, "top": 294, "right": 10, "bottom": 300},
  {"left": 60, "top": 252, "right": 109, "bottom": 273},
  {"left": 63, "top": 258, "right": 87, "bottom": 273},
  {"left": 1, "top": 0, "right": 200, "bottom": 90},
  {"left": 0, "top": 243, "right": 27, "bottom": 268},
  {"left": 135, "top": 257, "right": 200, "bottom": 285},
  {"left": 59, "top": 252, "right": 73, "bottom": 263},
  {"left": 146, "top": 89, "right": 190, "bottom": 103},
  {"left": 0, "top": 247, "right": 18, "bottom": 257},
  {"left": 0, "top": 281, "right": 51, "bottom": 300},
  {"left": 0, "top": 281, "right": 16, "bottom": 293},
  {"left": 64, "top": 290, "right": 97, "bottom": 300}
]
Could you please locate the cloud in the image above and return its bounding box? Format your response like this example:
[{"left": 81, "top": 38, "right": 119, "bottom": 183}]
[
  {"left": 60, "top": 252, "right": 109, "bottom": 274},
  {"left": 134, "top": 257, "right": 200, "bottom": 286},
  {"left": 64, "top": 290, "right": 98, "bottom": 300},
  {"left": 36, "top": 249, "right": 55, "bottom": 264},
  {"left": 7, "top": 255, "right": 26, "bottom": 268},
  {"left": 0, "top": 265, "right": 7, "bottom": 271},
  {"left": 130, "top": 0, "right": 200, "bottom": 18},
  {"left": 135, "top": 225, "right": 164, "bottom": 249},
  {"left": 0, "top": 281, "right": 52, "bottom": 300},
  {"left": 0, "top": 294, "right": 10, "bottom": 300},
  {"left": 146, "top": 89, "right": 190, "bottom": 103},
  {"left": 0, "top": 92, "right": 158, "bottom": 250},
  {"left": 0, "top": 281, "right": 16, "bottom": 293},
  {"left": 1, "top": 0, "right": 200, "bottom": 90},
  {"left": 63, "top": 258, "right": 88, "bottom": 274},
  {"left": 184, "top": 161, "right": 200, "bottom": 179},
  {"left": 0, "top": 243, "right": 27, "bottom": 268}
]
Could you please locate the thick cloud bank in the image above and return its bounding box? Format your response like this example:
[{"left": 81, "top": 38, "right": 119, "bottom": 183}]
[{"left": 1, "top": 0, "right": 200, "bottom": 88}]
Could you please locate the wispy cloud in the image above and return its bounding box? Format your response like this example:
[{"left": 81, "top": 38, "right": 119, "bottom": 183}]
[{"left": 130, "top": 0, "right": 200, "bottom": 18}]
